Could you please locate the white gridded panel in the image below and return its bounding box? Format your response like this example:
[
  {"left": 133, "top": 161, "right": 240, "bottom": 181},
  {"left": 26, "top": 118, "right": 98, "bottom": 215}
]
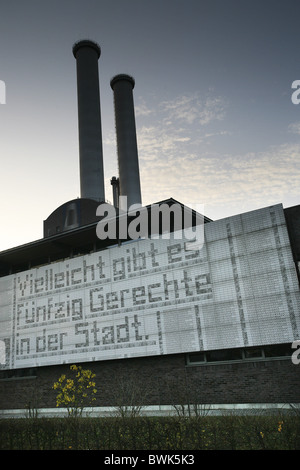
[{"left": 0, "top": 203, "right": 299, "bottom": 370}]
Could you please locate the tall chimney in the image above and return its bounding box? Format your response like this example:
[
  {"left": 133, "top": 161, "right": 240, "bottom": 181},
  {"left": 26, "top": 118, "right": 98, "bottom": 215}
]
[
  {"left": 73, "top": 40, "right": 105, "bottom": 202},
  {"left": 110, "top": 74, "right": 142, "bottom": 209}
]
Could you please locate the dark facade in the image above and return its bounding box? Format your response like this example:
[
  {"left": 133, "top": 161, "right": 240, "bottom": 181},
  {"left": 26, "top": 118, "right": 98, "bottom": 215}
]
[
  {"left": 0, "top": 350, "right": 298, "bottom": 411},
  {"left": 43, "top": 198, "right": 101, "bottom": 237}
]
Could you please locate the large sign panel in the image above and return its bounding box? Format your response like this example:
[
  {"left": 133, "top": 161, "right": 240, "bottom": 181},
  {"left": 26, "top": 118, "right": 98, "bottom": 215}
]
[{"left": 0, "top": 204, "right": 299, "bottom": 370}]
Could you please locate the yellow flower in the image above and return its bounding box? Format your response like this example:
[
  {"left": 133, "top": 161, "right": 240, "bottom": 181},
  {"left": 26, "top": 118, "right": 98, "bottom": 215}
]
[{"left": 260, "top": 432, "right": 264, "bottom": 439}]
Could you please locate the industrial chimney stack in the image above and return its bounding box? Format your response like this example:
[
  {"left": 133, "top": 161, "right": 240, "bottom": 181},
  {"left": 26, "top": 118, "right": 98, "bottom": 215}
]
[
  {"left": 73, "top": 40, "right": 105, "bottom": 202},
  {"left": 110, "top": 74, "right": 142, "bottom": 210}
]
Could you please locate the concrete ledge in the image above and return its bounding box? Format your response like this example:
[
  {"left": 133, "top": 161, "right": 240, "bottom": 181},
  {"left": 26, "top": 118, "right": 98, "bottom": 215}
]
[{"left": 1, "top": 403, "right": 299, "bottom": 419}]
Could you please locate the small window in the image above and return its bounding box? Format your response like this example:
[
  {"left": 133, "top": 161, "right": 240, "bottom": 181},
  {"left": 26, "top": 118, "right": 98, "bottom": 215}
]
[
  {"left": 244, "top": 347, "right": 263, "bottom": 359},
  {"left": 187, "top": 343, "right": 292, "bottom": 366},
  {"left": 0, "top": 368, "right": 37, "bottom": 380},
  {"left": 264, "top": 344, "right": 291, "bottom": 358},
  {"left": 66, "top": 209, "right": 75, "bottom": 226},
  {"left": 188, "top": 352, "right": 205, "bottom": 363},
  {"left": 206, "top": 348, "right": 243, "bottom": 362}
]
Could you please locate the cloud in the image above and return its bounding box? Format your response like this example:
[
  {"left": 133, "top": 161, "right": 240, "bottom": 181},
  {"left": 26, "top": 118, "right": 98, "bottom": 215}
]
[
  {"left": 134, "top": 91, "right": 231, "bottom": 211},
  {"left": 109, "top": 92, "right": 299, "bottom": 220},
  {"left": 288, "top": 121, "right": 300, "bottom": 134},
  {"left": 135, "top": 98, "right": 154, "bottom": 117},
  {"left": 139, "top": 137, "right": 300, "bottom": 219},
  {"left": 160, "top": 93, "right": 227, "bottom": 125},
  {"left": 136, "top": 91, "right": 229, "bottom": 163}
]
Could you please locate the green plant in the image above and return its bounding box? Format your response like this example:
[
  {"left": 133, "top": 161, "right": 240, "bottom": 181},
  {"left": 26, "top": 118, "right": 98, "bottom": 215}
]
[{"left": 52, "top": 365, "right": 97, "bottom": 417}]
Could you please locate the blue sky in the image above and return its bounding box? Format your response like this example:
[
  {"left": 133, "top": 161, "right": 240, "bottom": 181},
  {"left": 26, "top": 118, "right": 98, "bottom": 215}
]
[{"left": 0, "top": 0, "right": 299, "bottom": 250}]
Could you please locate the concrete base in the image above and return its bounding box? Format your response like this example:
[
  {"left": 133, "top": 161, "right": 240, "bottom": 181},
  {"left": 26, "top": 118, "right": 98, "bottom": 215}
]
[{"left": 1, "top": 403, "right": 299, "bottom": 419}]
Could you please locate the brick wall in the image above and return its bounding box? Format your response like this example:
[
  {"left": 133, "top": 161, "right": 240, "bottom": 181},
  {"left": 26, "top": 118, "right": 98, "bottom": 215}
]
[{"left": 0, "top": 354, "right": 299, "bottom": 411}]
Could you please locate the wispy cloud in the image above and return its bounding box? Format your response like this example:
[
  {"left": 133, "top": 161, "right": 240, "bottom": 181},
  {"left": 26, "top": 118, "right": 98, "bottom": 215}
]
[
  {"left": 135, "top": 98, "right": 154, "bottom": 117},
  {"left": 288, "top": 121, "right": 300, "bottom": 134},
  {"left": 160, "top": 92, "right": 227, "bottom": 125},
  {"left": 136, "top": 90, "right": 229, "bottom": 162},
  {"left": 134, "top": 90, "right": 231, "bottom": 210},
  {"left": 139, "top": 128, "right": 300, "bottom": 219},
  {"left": 106, "top": 92, "right": 299, "bottom": 220}
]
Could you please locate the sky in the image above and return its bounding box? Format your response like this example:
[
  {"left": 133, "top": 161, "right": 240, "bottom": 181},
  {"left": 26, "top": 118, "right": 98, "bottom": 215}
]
[{"left": 0, "top": 0, "right": 299, "bottom": 251}]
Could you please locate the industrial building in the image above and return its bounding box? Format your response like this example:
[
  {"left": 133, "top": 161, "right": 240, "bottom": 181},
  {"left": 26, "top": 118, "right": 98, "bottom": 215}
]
[{"left": 0, "top": 40, "right": 300, "bottom": 416}]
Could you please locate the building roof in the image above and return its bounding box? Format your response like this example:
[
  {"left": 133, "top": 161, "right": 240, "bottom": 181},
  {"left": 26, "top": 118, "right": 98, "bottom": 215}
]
[{"left": 0, "top": 198, "right": 211, "bottom": 276}]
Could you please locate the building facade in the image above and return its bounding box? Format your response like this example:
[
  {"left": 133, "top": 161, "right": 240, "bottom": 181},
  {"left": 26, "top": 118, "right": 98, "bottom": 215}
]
[{"left": 0, "top": 201, "right": 299, "bottom": 415}]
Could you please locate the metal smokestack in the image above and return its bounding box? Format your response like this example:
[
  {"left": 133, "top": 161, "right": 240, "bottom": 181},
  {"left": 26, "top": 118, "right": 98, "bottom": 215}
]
[
  {"left": 110, "top": 74, "right": 142, "bottom": 209},
  {"left": 110, "top": 176, "right": 120, "bottom": 209},
  {"left": 73, "top": 40, "right": 105, "bottom": 202}
]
